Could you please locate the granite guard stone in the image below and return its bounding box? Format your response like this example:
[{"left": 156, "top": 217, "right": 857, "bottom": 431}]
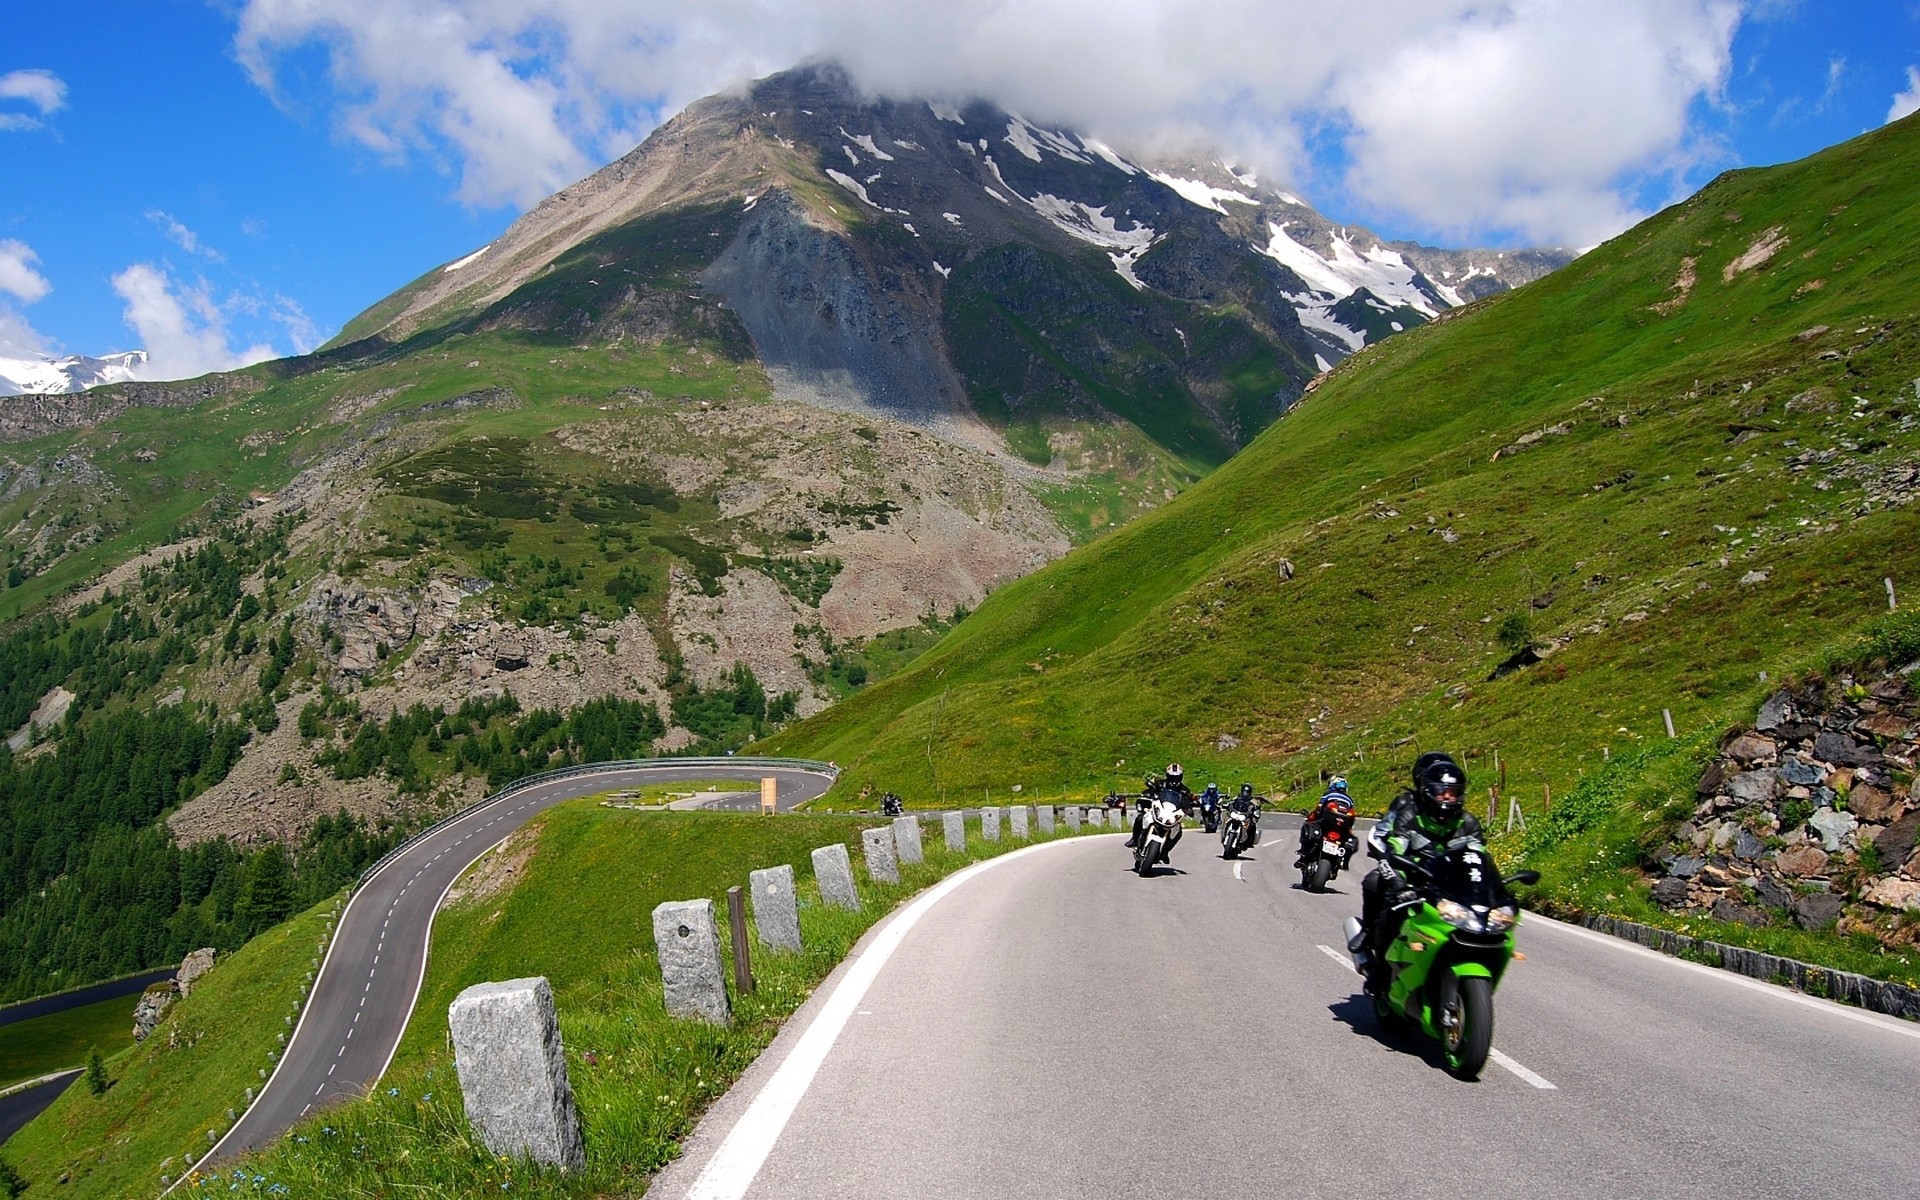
[
  {"left": 1009, "top": 806, "right": 1030, "bottom": 839},
  {"left": 1037, "top": 805, "right": 1056, "bottom": 833},
  {"left": 749, "top": 864, "right": 803, "bottom": 952},
  {"left": 1065, "top": 806, "right": 1082, "bottom": 831},
  {"left": 651, "top": 899, "right": 731, "bottom": 1024},
  {"left": 891, "top": 815, "right": 925, "bottom": 863},
  {"left": 813, "top": 843, "right": 861, "bottom": 909},
  {"left": 943, "top": 810, "right": 966, "bottom": 852},
  {"left": 863, "top": 826, "right": 901, "bottom": 884},
  {"left": 448, "top": 977, "right": 587, "bottom": 1171},
  {"left": 981, "top": 806, "right": 1002, "bottom": 841}
]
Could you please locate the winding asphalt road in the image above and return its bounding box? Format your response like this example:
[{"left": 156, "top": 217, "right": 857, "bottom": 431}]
[
  {"left": 649, "top": 820, "right": 1920, "bottom": 1200},
  {"left": 207, "top": 762, "right": 834, "bottom": 1165}
]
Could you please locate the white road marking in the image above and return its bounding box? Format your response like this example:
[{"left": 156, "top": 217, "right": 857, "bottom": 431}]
[
  {"left": 1489, "top": 1048, "right": 1557, "bottom": 1089},
  {"left": 684, "top": 839, "right": 1082, "bottom": 1200},
  {"left": 1233, "top": 862, "right": 1244, "bottom": 882},
  {"left": 1533, "top": 916, "right": 1920, "bottom": 1043},
  {"left": 328, "top": 1064, "right": 336, "bottom": 1076},
  {"left": 1318, "top": 944, "right": 1358, "bottom": 974}
]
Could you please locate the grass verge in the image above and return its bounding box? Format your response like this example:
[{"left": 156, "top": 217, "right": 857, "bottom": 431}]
[
  {"left": 2, "top": 900, "right": 339, "bottom": 1196},
  {"left": 181, "top": 807, "right": 1110, "bottom": 1197},
  {"left": 0, "top": 996, "right": 134, "bottom": 1091}
]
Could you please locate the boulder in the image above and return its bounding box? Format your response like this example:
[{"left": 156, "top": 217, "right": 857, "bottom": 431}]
[
  {"left": 1871, "top": 810, "right": 1920, "bottom": 870},
  {"left": 1651, "top": 877, "right": 1692, "bottom": 908},
  {"left": 1849, "top": 783, "right": 1903, "bottom": 824},
  {"left": 1667, "top": 855, "right": 1705, "bottom": 879},
  {"left": 1725, "top": 770, "right": 1782, "bottom": 805},
  {"left": 1732, "top": 829, "right": 1767, "bottom": 860},
  {"left": 1753, "top": 691, "right": 1794, "bottom": 732},
  {"left": 1696, "top": 760, "right": 1727, "bottom": 796},
  {"left": 1724, "top": 734, "right": 1778, "bottom": 764},
  {"left": 1808, "top": 809, "right": 1857, "bottom": 852},
  {"left": 1791, "top": 892, "right": 1845, "bottom": 930},
  {"left": 1752, "top": 875, "right": 1793, "bottom": 910},
  {"left": 1777, "top": 756, "right": 1824, "bottom": 788},
  {"left": 1856, "top": 712, "right": 1915, "bottom": 741},
  {"left": 176, "top": 947, "right": 216, "bottom": 996},
  {"left": 1813, "top": 731, "right": 1880, "bottom": 768},
  {"left": 1776, "top": 844, "right": 1831, "bottom": 877},
  {"left": 1710, "top": 897, "right": 1771, "bottom": 928},
  {"left": 132, "top": 982, "right": 177, "bottom": 1041},
  {"left": 1863, "top": 878, "right": 1920, "bottom": 912}
]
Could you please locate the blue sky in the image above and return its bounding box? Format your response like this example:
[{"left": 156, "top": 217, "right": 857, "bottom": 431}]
[{"left": 3, "top": 1, "right": 1918, "bottom": 379}]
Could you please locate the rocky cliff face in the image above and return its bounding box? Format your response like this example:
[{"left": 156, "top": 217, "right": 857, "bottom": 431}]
[{"left": 1650, "top": 671, "right": 1919, "bottom": 945}]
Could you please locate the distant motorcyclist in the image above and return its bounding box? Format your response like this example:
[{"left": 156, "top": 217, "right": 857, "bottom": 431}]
[
  {"left": 1352, "top": 753, "right": 1481, "bottom": 993},
  {"left": 1232, "top": 782, "right": 1261, "bottom": 841},
  {"left": 1296, "top": 777, "right": 1357, "bottom": 866},
  {"left": 1197, "top": 782, "right": 1224, "bottom": 832},
  {"left": 1126, "top": 762, "right": 1193, "bottom": 854}
]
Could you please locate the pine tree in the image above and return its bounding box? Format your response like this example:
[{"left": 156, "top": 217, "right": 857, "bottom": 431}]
[{"left": 85, "top": 1047, "right": 108, "bottom": 1095}]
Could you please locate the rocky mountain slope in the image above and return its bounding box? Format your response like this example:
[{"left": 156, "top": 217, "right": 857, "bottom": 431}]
[{"left": 0, "top": 64, "right": 1564, "bottom": 848}]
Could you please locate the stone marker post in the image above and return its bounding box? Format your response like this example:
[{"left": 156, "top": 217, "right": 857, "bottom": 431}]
[
  {"left": 943, "top": 810, "right": 966, "bottom": 853},
  {"left": 981, "top": 806, "right": 1002, "bottom": 841},
  {"left": 862, "top": 827, "right": 900, "bottom": 884},
  {"left": 1037, "top": 805, "right": 1055, "bottom": 834},
  {"left": 813, "top": 843, "right": 861, "bottom": 909},
  {"left": 892, "top": 815, "right": 924, "bottom": 864},
  {"left": 652, "top": 899, "right": 731, "bottom": 1023},
  {"left": 749, "top": 864, "right": 802, "bottom": 952},
  {"left": 448, "top": 977, "right": 586, "bottom": 1171},
  {"left": 1065, "top": 806, "right": 1082, "bottom": 831},
  {"left": 1009, "top": 805, "right": 1030, "bottom": 839}
]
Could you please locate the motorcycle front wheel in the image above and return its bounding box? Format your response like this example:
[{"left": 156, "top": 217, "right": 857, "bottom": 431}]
[
  {"left": 1135, "top": 837, "right": 1156, "bottom": 876},
  {"left": 1443, "top": 976, "right": 1494, "bottom": 1079},
  {"left": 1221, "top": 828, "right": 1239, "bottom": 858}
]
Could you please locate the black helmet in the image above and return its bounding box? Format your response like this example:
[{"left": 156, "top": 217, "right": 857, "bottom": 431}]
[
  {"left": 1238, "top": 782, "right": 1254, "bottom": 798},
  {"left": 1414, "top": 754, "right": 1466, "bottom": 826}
]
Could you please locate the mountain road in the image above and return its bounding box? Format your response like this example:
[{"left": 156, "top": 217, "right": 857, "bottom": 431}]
[
  {"left": 649, "top": 823, "right": 1920, "bottom": 1200},
  {"left": 205, "top": 762, "right": 835, "bottom": 1166}
]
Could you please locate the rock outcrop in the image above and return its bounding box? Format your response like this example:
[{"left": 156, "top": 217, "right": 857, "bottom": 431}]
[
  {"left": 1647, "top": 672, "right": 1918, "bottom": 944},
  {"left": 132, "top": 947, "right": 217, "bottom": 1041}
]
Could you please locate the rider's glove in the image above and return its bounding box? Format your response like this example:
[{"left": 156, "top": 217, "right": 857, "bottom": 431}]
[{"left": 1391, "top": 886, "right": 1421, "bottom": 910}]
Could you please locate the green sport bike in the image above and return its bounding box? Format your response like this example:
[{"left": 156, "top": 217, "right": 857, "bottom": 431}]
[{"left": 1343, "top": 833, "right": 1539, "bottom": 1079}]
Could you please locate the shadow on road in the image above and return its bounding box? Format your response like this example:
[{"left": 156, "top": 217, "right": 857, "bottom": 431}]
[{"left": 1326, "top": 993, "right": 1485, "bottom": 1081}]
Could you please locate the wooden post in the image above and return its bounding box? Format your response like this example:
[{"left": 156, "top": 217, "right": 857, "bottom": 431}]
[
  {"left": 1543, "top": 782, "right": 1552, "bottom": 812},
  {"left": 760, "top": 777, "right": 777, "bottom": 815},
  {"left": 1663, "top": 709, "right": 1676, "bottom": 738},
  {"left": 1888, "top": 577, "right": 1898, "bottom": 611},
  {"left": 726, "top": 886, "right": 754, "bottom": 995}
]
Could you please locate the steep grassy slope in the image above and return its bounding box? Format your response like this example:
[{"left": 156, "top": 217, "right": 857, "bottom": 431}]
[{"left": 768, "top": 116, "right": 1920, "bottom": 817}]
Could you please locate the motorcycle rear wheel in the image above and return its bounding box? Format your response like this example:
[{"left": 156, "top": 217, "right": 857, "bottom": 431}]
[
  {"left": 1443, "top": 976, "right": 1494, "bottom": 1079},
  {"left": 1306, "top": 858, "right": 1332, "bottom": 893}
]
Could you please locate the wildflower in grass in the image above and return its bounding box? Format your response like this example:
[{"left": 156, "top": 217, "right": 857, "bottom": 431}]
[{"left": 387, "top": 1086, "right": 400, "bottom": 1097}]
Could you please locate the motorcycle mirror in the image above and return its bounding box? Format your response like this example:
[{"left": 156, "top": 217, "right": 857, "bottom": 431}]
[{"left": 1508, "top": 869, "right": 1541, "bottom": 886}]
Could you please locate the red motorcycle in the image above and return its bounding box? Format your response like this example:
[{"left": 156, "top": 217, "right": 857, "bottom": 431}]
[{"left": 1299, "top": 798, "right": 1356, "bottom": 892}]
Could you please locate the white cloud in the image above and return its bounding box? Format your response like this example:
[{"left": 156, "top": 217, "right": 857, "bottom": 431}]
[
  {"left": 112, "top": 264, "right": 279, "bottom": 382},
  {"left": 1891, "top": 66, "right": 1920, "bottom": 124},
  {"left": 146, "top": 211, "right": 226, "bottom": 261},
  {"left": 232, "top": 0, "right": 1744, "bottom": 244},
  {"left": 0, "top": 69, "right": 67, "bottom": 132},
  {"left": 0, "top": 239, "right": 53, "bottom": 305}
]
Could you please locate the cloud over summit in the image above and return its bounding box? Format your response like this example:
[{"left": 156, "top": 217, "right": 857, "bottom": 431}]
[{"left": 236, "top": 0, "right": 1744, "bottom": 246}]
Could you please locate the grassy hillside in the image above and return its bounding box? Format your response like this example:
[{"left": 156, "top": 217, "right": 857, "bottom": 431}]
[{"left": 767, "top": 114, "right": 1920, "bottom": 821}]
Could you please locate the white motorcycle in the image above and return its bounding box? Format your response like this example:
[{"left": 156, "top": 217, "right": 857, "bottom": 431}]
[{"left": 1133, "top": 795, "right": 1184, "bottom": 876}]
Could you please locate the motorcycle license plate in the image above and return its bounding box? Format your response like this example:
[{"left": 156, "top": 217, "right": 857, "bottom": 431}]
[{"left": 1323, "top": 839, "right": 1344, "bottom": 856}]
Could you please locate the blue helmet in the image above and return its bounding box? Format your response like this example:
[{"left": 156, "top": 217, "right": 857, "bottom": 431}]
[{"left": 1326, "top": 777, "right": 1348, "bottom": 795}]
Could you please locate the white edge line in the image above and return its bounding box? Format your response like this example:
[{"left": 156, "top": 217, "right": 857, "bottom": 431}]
[
  {"left": 1532, "top": 915, "right": 1920, "bottom": 1043},
  {"left": 185, "top": 766, "right": 829, "bottom": 1188},
  {"left": 1317, "top": 944, "right": 1556, "bottom": 1088},
  {"left": 685, "top": 837, "right": 1079, "bottom": 1200},
  {"left": 1488, "top": 1048, "right": 1556, "bottom": 1089}
]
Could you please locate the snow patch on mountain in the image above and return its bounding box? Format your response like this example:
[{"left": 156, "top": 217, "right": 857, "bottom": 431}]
[
  {"left": 0, "top": 349, "right": 147, "bottom": 396},
  {"left": 1082, "top": 139, "right": 1139, "bottom": 175},
  {"left": 1148, "top": 171, "right": 1260, "bottom": 215},
  {"left": 1261, "top": 223, "right": 1440, "bottom": 317},
  {"left": 442, "top": 245, "right": 490, "bottom": 273},
  {"left": 842, "top": 129, "right": 893, "bottom": 161},
  {"left": 825, "top": 168, "right": 907, "bottom": 215},
  {"left": 928, "top": 101, "right": 965, "bottom": 124}
]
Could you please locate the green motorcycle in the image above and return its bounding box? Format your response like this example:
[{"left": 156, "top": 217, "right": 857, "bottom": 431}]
[{"left": 1343, "top": 833, "right": 1539, "bottom": 1079}]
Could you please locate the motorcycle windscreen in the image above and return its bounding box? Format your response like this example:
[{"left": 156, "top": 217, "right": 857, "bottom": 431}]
[{"left": 1424, "top": 846, "right": 1513, "bottom": 908}]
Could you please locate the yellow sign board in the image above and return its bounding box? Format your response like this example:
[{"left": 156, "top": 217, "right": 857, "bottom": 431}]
[{"left": 760, "top": 777, "right": 778, "bottom": 814}]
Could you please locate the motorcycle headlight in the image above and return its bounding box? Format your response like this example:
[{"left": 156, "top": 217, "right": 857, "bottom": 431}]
[
  {"left": 1485, "top": 905, "right": 1518, "bottom": 932},
  {"left": 1434, "top": 899, "right": 1482, "bottom": 931}
]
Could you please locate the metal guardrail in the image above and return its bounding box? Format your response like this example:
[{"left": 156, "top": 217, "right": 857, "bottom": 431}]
[{"left": 354, "top": 756, "right": 840, "bottom": 888}]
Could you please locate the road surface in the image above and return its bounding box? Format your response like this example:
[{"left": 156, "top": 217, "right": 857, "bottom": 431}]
[
  {"left": 650, "top": 820, "right": 1920, "bottom": 1200},
  {"left": 207, "top": 761, "right": 833, "bottom": 1164}
]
